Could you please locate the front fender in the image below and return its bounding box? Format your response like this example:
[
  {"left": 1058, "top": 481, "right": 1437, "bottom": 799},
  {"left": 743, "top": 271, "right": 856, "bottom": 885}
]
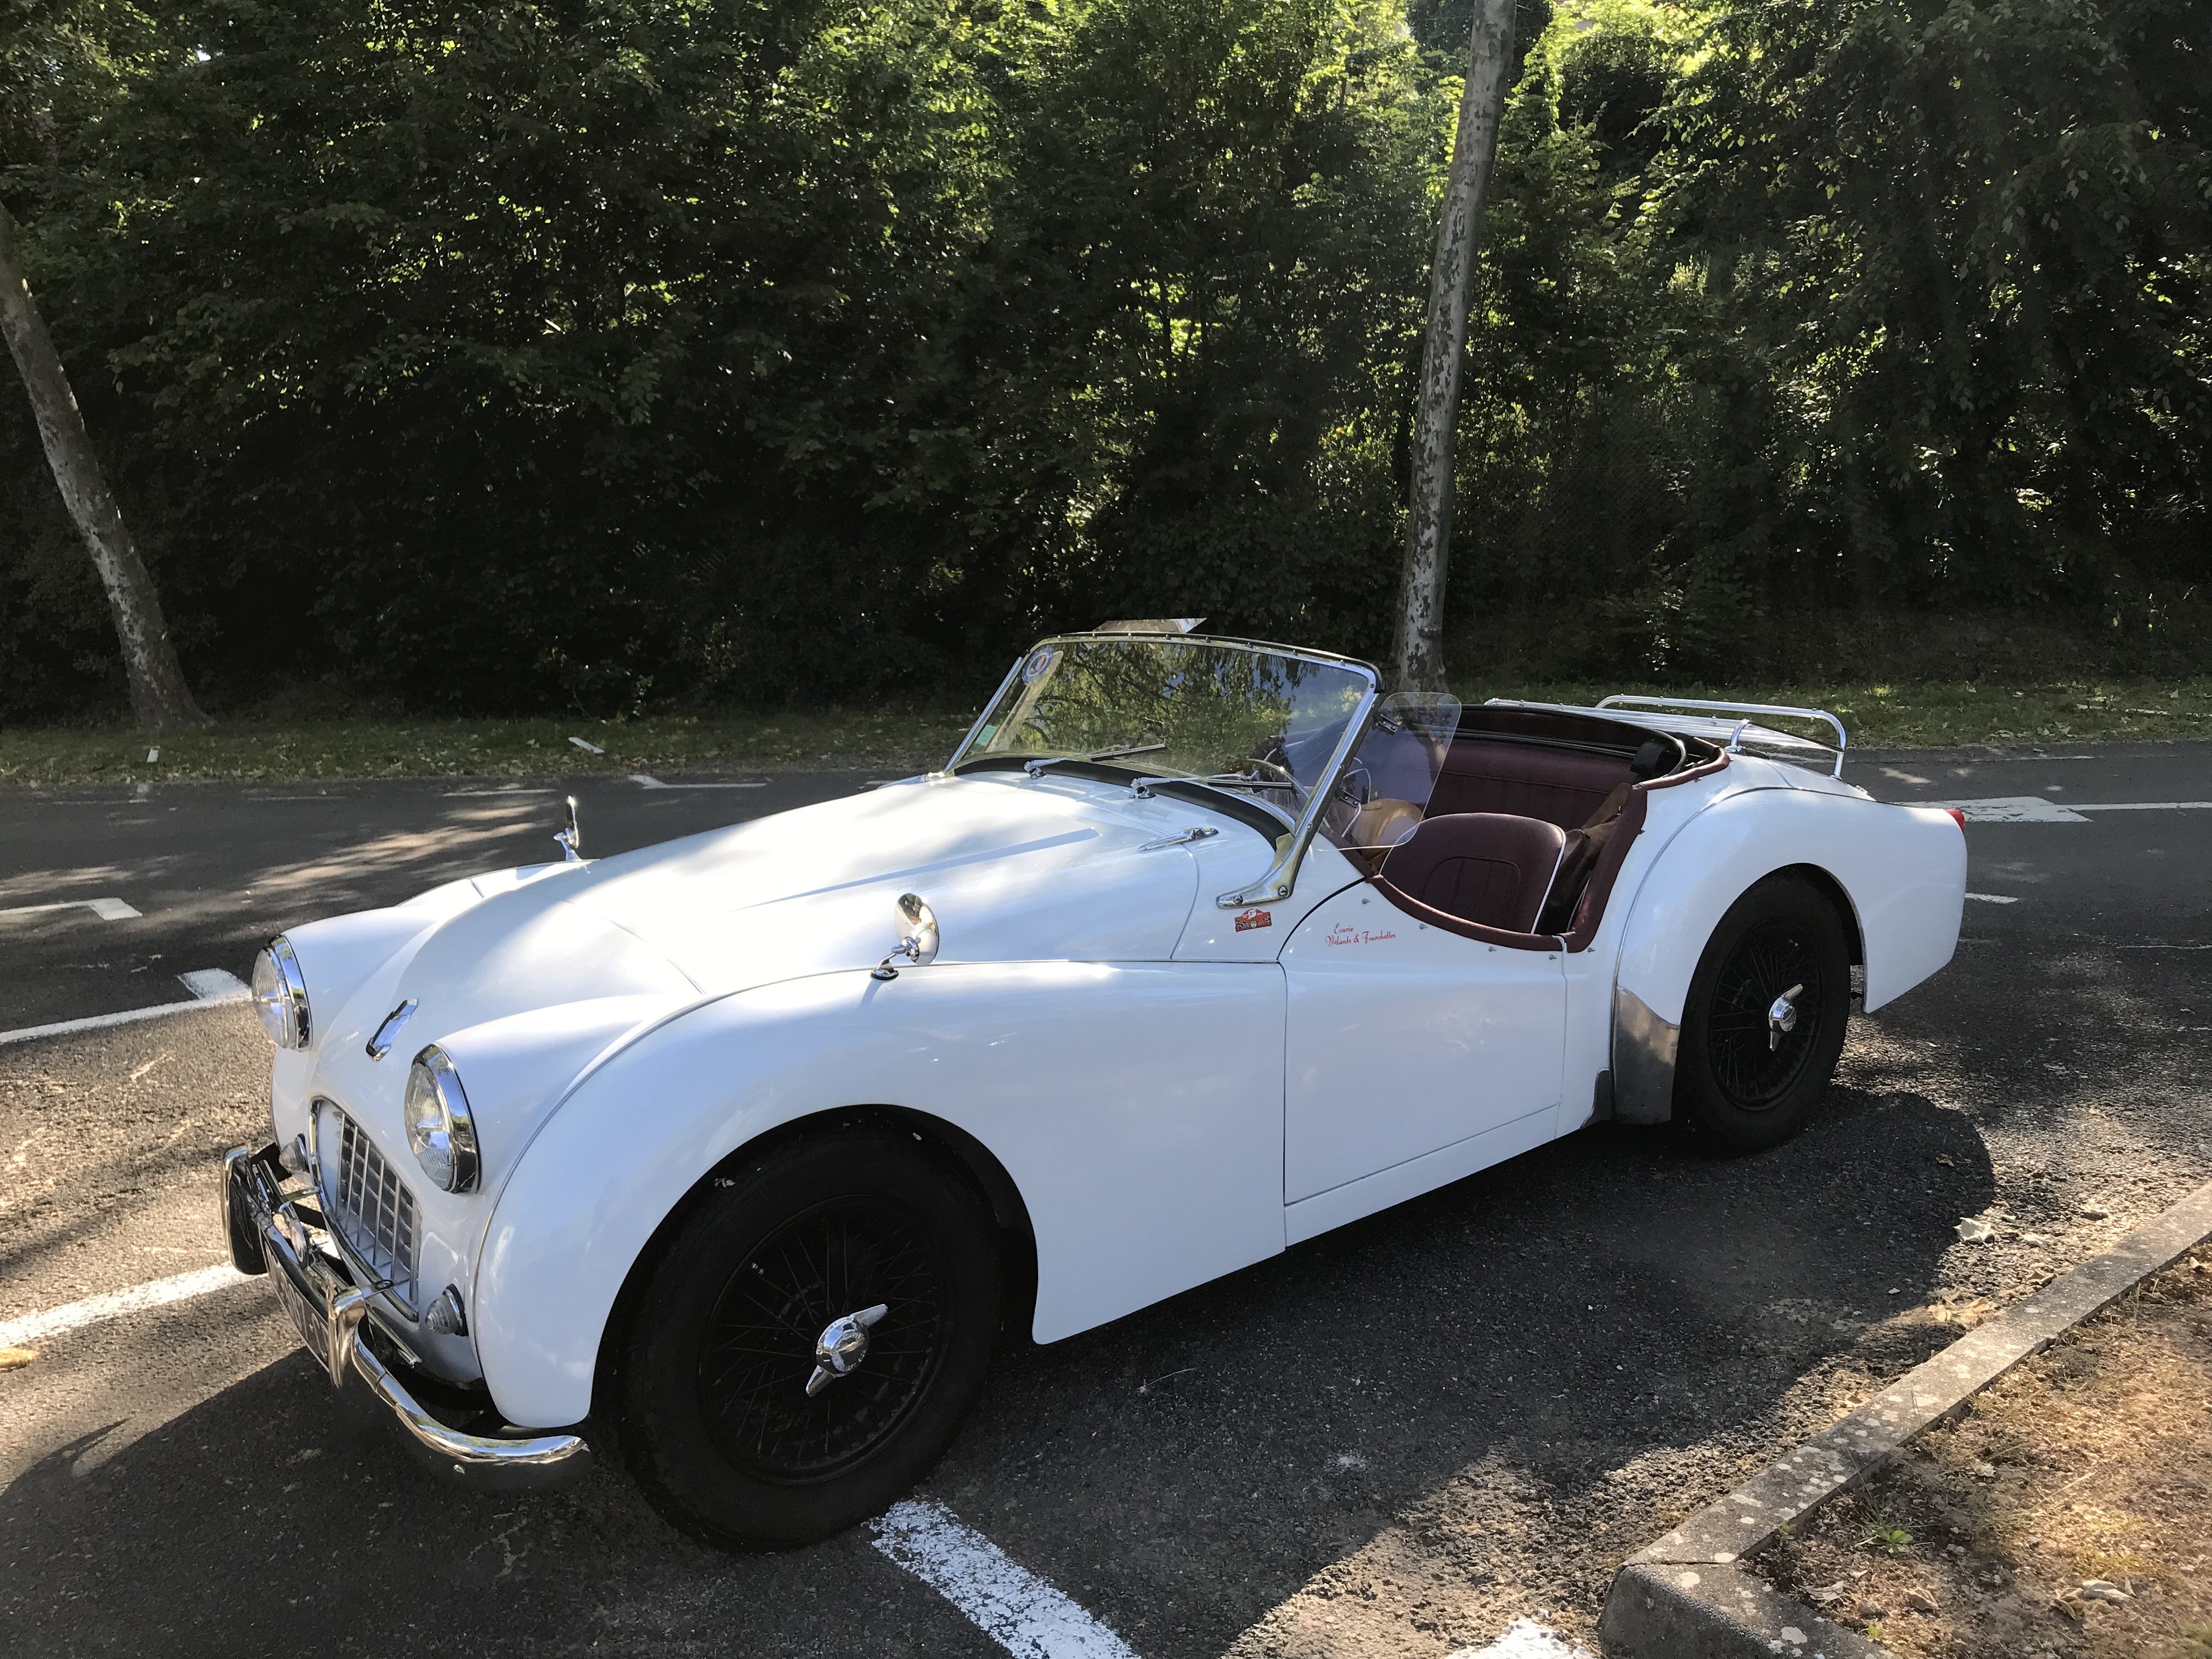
[
  {"left": 471, "top": 961, "right": 1287, "bottom": 1429},
  {"left": 1611, "top": 789, "right": 1965, "bottom": 1121}
]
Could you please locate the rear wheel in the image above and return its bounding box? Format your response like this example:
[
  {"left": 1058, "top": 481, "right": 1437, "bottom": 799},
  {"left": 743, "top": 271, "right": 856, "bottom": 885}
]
[
  {"left": 616, "top": 1130, "right": 1002, "bottom": 1548},
  {"left": 1674, "top": 875, "right": 1851, "bottom": 1153}
]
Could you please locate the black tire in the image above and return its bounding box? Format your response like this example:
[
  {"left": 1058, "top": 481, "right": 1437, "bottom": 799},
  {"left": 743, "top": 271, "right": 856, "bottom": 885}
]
[
  {"left": 615, "top": 1129, "right": 1002, "bottom": 1548},
  {"left": 1674, "top": 874, "right": 1851, "bottom": 1154}
]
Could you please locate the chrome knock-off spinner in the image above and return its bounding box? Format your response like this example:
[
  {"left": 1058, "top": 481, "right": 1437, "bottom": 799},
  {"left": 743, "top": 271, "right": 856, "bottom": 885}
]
[
  {"left": 1767, "top": 983, "right": 1805, "bottom": 1051},
  {"left": 804, "top": 1302, "right": 888, "bottom": 1397}
]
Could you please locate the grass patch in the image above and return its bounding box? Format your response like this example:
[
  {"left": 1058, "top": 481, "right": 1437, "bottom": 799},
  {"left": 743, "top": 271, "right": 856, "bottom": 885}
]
[
  {"left": 3, "top": 676, "right": 2209, "bottom": 786},
  {"left": 0, "top": 709, "right": 975, "bottom": 787},
  {"left": 1463, "top": 676, "right": 2212, "bottom": 750}
]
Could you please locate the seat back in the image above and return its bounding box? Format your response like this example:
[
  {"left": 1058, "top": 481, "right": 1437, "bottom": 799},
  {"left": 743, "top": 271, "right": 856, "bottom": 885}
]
[
  {"left": 1378, "top": 812, "right": 1567, "bottom": 935},
  {"left": 1427, "top": 740, "right": 1629, "bottom": 829}
]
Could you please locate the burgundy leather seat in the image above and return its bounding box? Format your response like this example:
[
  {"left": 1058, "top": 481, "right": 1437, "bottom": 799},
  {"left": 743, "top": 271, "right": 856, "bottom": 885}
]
[
  {"left": 1427, "top": 740, "right": 1628, "bottom": 829},
  {"left": 1377, "top": 812, "right": 1568, "bottom": 935}
]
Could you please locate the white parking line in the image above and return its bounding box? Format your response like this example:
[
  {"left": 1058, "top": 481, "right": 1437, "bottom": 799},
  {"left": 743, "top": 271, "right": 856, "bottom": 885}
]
[
  {"left": 2076, "top": 800, "right": 2212, "bottom": 811},
  {"left": 1448, "top": 1620, "right": 1593, "bottom": 1658},
  {"left": 0, "top": 968, "right": 251, "bottom": 1047},
  {"left": 1936, "top": 795, "right": 2212, "bottom": 822},
  {"left": 629, "top": 774, "right": 767, "bottom": 790},
  {"left": 0, "top": 896, "right": 142, "bottom": 922},
  {"left": 1965, "top": 892, "right": 2019, "bottom": 904},
  {"left": 873, "top": 1498, "right": 1139, "bottom": 1658},
  {"left": 0, "top": 1262, "right": 246, "bottom": 1348},
  {"left": 442, "top": 788, "right": 558, "bottom": 797}
]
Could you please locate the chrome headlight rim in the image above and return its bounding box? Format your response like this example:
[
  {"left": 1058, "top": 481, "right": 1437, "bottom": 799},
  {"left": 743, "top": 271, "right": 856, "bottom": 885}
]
[
  {"left": 403, "top": 1043, "right": 479, "bottom": 1194},
  {"left": 252, "top": 936, "right": 312, "bottom": 1050}
]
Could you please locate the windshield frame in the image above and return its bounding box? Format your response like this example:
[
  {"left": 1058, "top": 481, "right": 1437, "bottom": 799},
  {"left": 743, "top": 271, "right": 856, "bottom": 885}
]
[{"left": 945, "top": 631, "right": 1382, "bottom": 911}]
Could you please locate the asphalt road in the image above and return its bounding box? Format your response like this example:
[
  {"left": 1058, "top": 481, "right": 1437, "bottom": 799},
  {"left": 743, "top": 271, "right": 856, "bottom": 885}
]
[
  {"left": 0, "top": 772, "right": 878, "bottom": 1031},
  {"left": 3, "top": 742, "right": 2209, "bottom": 1657}
]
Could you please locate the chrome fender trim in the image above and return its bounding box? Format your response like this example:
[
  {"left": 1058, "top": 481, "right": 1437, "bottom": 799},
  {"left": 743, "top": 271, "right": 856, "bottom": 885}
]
[{"left": 1612, "top": 986, "right": 1678, "bottom": 1125}]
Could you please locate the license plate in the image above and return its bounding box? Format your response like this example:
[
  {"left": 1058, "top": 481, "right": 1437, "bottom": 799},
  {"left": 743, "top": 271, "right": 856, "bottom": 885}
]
[{"left": 270, "top": 1254, "right": 336, "bottom": 1380}]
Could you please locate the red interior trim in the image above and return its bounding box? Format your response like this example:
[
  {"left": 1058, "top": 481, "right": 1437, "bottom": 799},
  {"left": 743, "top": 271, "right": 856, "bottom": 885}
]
[
  {"left": 1556, "top": 748, "right": 1724, "bottom": 952},
  {"left": 1643, "top": 748, "right": 1729, "bottom": 789},
  {"left": 1367, "top": 876, "right": 1564, "bottom": 952},
  {"left": 1561, "top": 785, "right": 1646, "bottom": 953}
]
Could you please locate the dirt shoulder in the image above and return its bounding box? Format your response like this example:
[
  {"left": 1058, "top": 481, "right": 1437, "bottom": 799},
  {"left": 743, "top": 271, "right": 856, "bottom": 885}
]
[{"left": 1758, "top": 1252, "right": 2212, "bottom": 1658}]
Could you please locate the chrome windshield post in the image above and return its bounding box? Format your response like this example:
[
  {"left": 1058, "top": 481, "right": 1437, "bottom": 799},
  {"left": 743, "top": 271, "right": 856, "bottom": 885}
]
[
  {"left": 1215, "top": 670, "right": 1381, "bottom": 909},
  {"left": 946, "top": 657, "right": 1026, "bottom": 772}
]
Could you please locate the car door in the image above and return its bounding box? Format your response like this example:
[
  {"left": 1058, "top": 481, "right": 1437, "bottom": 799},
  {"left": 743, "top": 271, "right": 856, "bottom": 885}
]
[{"left": 1278, "top": 879, "right": 1566, "bottom": 1217}]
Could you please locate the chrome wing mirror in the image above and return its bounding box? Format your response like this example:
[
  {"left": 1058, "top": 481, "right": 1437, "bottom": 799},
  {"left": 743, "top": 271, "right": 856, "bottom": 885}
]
[{"left": 872, "top": 893, "right": 939, "bottom": 981}]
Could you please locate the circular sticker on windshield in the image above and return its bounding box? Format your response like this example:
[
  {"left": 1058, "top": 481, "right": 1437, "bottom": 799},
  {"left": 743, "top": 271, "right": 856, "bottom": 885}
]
[{"left": 1021, "top": 646, "right": 1057, "bottom": 684}]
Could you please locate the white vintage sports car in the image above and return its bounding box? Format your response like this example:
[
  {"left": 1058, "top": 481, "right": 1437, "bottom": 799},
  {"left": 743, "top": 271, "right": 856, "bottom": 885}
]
[{"left": 222, "top": 624, "right": 1966, "bottom": 1545}]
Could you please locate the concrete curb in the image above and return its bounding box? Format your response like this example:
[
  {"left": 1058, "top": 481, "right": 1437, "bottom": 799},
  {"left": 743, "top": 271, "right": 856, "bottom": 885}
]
[{"left": 1598, "top": 1178, "right": 2212, "bottom": 1657}]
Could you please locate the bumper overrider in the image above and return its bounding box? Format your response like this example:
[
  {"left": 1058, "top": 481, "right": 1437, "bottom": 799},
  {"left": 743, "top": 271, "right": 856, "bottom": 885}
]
[{"left": 222, "top": 1143, "right": 591, "bottom": 1488}]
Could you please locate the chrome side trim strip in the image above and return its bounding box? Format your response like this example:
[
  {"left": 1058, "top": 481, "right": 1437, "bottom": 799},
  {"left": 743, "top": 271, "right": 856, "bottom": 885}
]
[{"left": 1612, "top": 986, "right": 1679, "bottom": 1124}]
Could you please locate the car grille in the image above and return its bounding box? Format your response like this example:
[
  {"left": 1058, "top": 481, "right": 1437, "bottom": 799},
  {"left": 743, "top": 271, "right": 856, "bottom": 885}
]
[{"left": 328, "top": 1105, "right": 419, "bottom": 1313}]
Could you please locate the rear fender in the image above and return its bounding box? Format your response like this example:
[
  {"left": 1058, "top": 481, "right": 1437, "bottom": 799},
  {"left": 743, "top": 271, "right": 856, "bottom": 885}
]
[{"left": 1611, "top": 790, "right": 1965, "bottom": 1122}]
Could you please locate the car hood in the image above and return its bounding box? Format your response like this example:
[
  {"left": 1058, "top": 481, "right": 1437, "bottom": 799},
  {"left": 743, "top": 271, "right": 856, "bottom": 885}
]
[{"left": 386, "top": 770, "right": 1219, "bottom": 1039}]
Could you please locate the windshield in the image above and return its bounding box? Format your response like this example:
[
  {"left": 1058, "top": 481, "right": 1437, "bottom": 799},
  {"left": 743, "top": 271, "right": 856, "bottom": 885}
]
[
  {"left": 1317, "top": 692, "right": 1461, "bottom": 858},
  {"left": 951, "top": 635, "right": 1375, "bottom": 820}
]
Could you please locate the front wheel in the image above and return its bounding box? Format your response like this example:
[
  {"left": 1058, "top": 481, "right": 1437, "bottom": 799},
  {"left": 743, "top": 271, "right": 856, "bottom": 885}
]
[
  {"left": 1674, "top": 874, "right": 1852, "bottom": 1153},
  {"left": 614, "top": 1129, "right": 1003, "bottom": 1548}
]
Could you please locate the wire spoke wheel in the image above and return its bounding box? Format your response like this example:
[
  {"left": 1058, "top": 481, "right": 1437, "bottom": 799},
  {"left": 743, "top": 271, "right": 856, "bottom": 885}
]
[
  {"left": 698, "top": 1197, "right": 947, "bottom": 1482},
  {"left": 1704, "top": 919, "right": 1823, "bottom": 1109},
  {"left": 1675, "top": 875, "right": 1852, "bottom": 1153},
  {"left": 620, "top": 1130, "right": 1002, "bottom": 1547}
]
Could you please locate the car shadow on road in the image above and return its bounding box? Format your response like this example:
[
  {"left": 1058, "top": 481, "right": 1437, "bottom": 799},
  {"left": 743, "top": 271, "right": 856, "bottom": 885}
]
[
  {"left": 0, "top": 1085, "right": 1991, "bottom": 1659},
  {"left": 0, "top": 1344, "right": 996, "bottom": 1658},
  {"left": 930, "top": 1080, "right": 1999, "bottom": 1656}
]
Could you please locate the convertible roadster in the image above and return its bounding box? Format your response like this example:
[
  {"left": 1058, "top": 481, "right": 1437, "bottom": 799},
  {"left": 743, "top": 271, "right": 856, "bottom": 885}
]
[{"left": 222, "top": 623, "right": 1966, "bottom": 1545}]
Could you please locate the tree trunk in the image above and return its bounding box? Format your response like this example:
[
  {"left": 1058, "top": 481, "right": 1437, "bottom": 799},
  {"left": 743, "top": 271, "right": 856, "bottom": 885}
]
[
  {"left": 1390, "top": 0, "right": 1517, "bottom": 693},
  {"left": 0, "top": 198, "right": 206, "bottom": 731}
]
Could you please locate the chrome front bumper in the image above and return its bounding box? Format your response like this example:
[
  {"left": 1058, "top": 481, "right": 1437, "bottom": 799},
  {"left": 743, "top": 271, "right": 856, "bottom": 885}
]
[{"left": 223, "top": 1144, "right": 591, "bottom": 1489}]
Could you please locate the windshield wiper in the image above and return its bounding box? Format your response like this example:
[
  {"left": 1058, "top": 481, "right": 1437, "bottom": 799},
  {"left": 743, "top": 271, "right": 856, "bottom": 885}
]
[
  {"left": 1021, "top": 742, "right": 1166, "bottom": 777},
  {"left": 1130, "top": 771, "right": 1297, "bottom": 798}
]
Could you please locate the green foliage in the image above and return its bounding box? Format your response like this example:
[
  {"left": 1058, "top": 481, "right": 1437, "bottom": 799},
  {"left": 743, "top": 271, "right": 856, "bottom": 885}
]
[
  {"left": 1, "top": 0, "right": 1454, "bottom": 715},
  {"left": 0, "top": 0, "right": 2203, "bottom": 717}
]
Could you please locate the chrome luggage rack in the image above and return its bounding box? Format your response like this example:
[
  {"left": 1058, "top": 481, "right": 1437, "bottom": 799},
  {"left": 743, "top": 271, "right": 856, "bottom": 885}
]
[
  {"left": 1594, "top": 695, "right": 1847, "bottom": 778},
  {"left": 1481, "top": 695, "right": 1849, "bottom": 777}
]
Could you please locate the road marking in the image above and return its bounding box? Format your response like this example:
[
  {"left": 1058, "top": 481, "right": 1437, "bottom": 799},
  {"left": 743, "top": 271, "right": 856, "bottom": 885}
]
[
  {"left": 0, "top": 968, "right": 251, "bottom": 1047},
  {"left": 1448, "top": 1620, "right": 1593, "bottom": 1659},
  {"left": 1965, "top": 893, "right": 2019, "bottom": 904},
  {"left": 1934, "top": 796, "right": 2087, "bottom": 822},
  {"left": 178, "top": 968, "right": 251, "bottom": 999},
  {"left": 1935, "top": 795, "right": 2212, "bottom": 822},
  {"left": 630, "top": 774, "right": 767, "bottom": 790},
  {"left": 873, "top": 1498, "right": 1139, "bottom": 1658},
  {"left": 0, "top": 1262, "right": 246, "bottom": 1348},
  {"left": 442, "top": 788, "right": 558, "bottom": 797},
  {"left": 0, "top": 896, "right": 142, "bottom": 922},
  {"left": 2076, "top": 800, "right": 2212, "bottom": 812}
]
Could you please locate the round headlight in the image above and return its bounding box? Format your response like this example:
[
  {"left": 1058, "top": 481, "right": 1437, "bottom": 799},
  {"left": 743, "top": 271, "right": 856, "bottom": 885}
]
[
  {"left": 403, "top": 1045, "right": 479, "bottom": 1193},
  {"left": 251, "top": 938, "right": 312, "bottom": 1049}
]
